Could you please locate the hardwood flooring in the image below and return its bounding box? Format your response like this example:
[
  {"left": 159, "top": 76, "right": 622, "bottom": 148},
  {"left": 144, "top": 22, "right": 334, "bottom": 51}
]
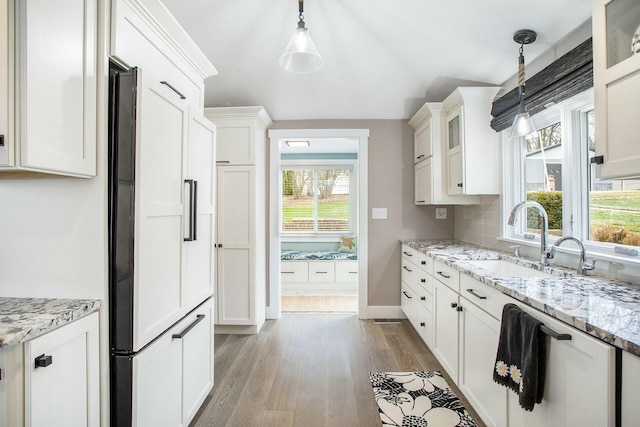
[
  {"left": 191, "top": 314, "right": 486, "bottom": 427},
  {"left": 281, "top": 296, "right": 358, "bottom": 313}
]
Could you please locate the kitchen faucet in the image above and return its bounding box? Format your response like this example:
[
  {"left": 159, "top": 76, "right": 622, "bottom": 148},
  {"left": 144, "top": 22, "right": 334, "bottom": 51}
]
[
  {"left": 551, "top": 236, "right": 596, "bottom": 275},
  {"left": 507, "top": 200, "right": 552, "bottom": 266}
]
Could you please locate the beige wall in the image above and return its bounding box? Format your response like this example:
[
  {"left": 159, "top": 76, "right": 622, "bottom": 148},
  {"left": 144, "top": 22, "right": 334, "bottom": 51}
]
[{"left": 271, "top": 119, "right": 455, "bottom": 307}]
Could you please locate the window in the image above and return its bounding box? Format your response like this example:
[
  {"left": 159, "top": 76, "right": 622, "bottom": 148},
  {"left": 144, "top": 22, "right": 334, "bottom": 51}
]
[
  {"left": 504, "top": 89, "right": 640, "bottom": 261},
  {"left": 281, "top": 166, "right": 353, "bottom": 234}
]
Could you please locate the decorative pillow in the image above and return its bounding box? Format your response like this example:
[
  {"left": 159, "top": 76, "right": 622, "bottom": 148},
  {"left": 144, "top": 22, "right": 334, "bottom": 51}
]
[{"left": 338, "top": 234, "right": 357, "bottom": 253}]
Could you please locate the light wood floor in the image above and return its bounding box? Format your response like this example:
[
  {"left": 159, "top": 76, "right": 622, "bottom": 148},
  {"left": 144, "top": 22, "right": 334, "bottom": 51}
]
[
  {"left": 191, "top": 314, "right": 486, "bottom": 427},
  {"left": 281, "top": 295, "right": 358, "bottom": 313}
]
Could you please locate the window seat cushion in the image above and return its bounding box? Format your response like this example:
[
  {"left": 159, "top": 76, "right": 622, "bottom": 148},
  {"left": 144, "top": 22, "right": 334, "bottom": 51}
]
[{"left": 281, "top": 251, "right": 357, "bottom": 261}]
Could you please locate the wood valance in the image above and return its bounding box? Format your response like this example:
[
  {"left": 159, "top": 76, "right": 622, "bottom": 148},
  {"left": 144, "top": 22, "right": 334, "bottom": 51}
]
[{"left": 490, "top": 38, "right": 593, "bottom": 132}]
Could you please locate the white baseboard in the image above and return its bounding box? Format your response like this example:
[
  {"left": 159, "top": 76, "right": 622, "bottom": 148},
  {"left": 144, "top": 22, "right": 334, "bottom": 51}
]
[{"left": 365, "top": 306, "right": 405, "bottom": 320}]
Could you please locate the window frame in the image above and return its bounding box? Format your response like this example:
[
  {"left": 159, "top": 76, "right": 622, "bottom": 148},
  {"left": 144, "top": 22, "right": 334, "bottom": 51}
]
[
  {"left": 280, "top": 159, "right": 356, "bottom": 238},
  {"left": 501, "top": 88, "right": 640, "bottom": 266}
]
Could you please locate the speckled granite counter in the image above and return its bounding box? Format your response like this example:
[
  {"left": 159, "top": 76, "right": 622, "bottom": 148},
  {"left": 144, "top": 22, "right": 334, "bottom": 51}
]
[
  {"left": 0, "top": 298, "right": 100, "bottom": 349},
  {"left": 402, "top": 239, "right": 640, "bottom": 357}
]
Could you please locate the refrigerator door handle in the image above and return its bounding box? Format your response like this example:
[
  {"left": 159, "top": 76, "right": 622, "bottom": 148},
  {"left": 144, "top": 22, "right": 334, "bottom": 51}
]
[
  {"left": 184, "top": 179, "right": 197, "bottom": 241},
  {"left": 172, "top": 314, "right": 205, "bottom": 339}
]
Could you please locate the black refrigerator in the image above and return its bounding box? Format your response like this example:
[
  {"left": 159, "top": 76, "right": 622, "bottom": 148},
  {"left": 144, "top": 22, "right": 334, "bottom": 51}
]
[{"left": 107, "top": 62, "right": 140, "bottom": 426}]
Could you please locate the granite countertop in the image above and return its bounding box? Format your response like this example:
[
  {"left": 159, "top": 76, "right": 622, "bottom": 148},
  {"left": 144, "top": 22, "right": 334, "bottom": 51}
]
[
  {"left": 0, "top": 298, "right": 101, "bottom": 349},
  {"left": 402, "top": 239, "right": 640, "bottom": 357}
]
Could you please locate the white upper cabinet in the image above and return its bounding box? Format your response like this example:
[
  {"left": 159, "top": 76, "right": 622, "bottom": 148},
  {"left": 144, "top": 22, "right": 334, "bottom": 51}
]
[
  {"left": 592, "top": 0, "right": 640, "bottom": 179},
  {"left": 0, "top": 0, "right": 8, "bottom": 167},
  {"left": 0, "top": 0, "right": 97, "bottom": 177},
  {"left": 443, "top": 87, "right": 500, "bottom": 196},
  {"left": 408, "top": 102, "right": 481, "bottom": 205}
]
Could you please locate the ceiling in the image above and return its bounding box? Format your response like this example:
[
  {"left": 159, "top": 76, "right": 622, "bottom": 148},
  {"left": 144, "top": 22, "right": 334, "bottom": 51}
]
[{"left": 162, "top": 0, "right": 592, "bottom": 121}]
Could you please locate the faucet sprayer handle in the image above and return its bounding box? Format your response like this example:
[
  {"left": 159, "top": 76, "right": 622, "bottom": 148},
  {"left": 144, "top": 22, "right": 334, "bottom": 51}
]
[
  {"left": 582, "top": 258, "right": 597, "bottom": 274},
  {"left": 510, "top": 245, "right": 520, "bottom": 258}
]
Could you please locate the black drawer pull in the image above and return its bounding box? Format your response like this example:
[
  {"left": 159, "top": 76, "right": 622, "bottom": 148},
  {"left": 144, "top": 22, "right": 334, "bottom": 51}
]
[
  {"left": 402, "top": 291, "right": 412, "bottom": 299},
  {"left": 315, "top": 271, "right": 328, "bottom": 274},
  {"left": 160, "top": 80, "right": 186, "bottom": 99},
  {"left": 421, "top": 260, "right": 426, "bottom": 265},
  {"left": 540, "top": 325, "right": 572, "bottom": 340},
  {"left": 417, "top": 154, "right": 425, "bottom": 160},
  {"left": 402, "top": 251, "right": 413, "bottom": 257},
  {"left": 417, "top": 200, "right": 426, "bottom": 203},
  {"left": 420, "top": 322, "right": 426, "bottom": 327},
  {"left": 172, "top": 315, "right": 205, "bottom": 339},
  {"left": 403, "top": 266, "right": 413, "bottom": 272},
  {"left": 437, "top": 271, "right": 450, "bottom": 279},
  {"left": 35, "top": 354, "right": 53, "bottom": 368},
  {"left": 466, "top": 289, "right": 487, "bottom": 300},
  {"left": 457, "top": 183, "right": 463, "bottom": 188},
  {"left": 420, "top": 278, "right": 426, "bottom": 283},
  {"left": 420, "top": 296, "right": 426, "bottom": 301},
  {"left": 450, "top": 302, "right": 458, "bottom": 308},
  {"left": 282, "top": 271, "right": 295, "bottom": 274},
  {"left": 349, "top": 271, "right": 357, "bottom": 274}
]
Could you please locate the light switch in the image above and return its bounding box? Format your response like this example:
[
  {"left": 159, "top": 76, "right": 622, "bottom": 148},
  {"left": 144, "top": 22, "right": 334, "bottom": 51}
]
[{"left": 372, "top": 208, "right": 387, "bottom": 219}]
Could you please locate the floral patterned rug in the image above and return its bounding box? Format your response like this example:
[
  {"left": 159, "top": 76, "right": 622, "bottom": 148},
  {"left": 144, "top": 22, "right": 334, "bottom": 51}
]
[{"left": 369, "top": 371, "right": 478, "bottom": 427}]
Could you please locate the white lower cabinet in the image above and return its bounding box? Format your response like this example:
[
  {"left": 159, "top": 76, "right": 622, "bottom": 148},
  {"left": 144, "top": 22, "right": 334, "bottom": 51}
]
[
  {"left": 622, "top": 351, "right": 640, "bottom": 427},
  {"left": 458, "top": 296, "right": 507, "bottom": 427},
  {"left": 508, "top": 302, "right": 615, "bottom": 427},
  {"left": 24, "top": 312, "right": 99, "bottom": 427},
  {"left": 134, "top": 299, "right": 213, "bottom": 427},
  {"left": 433, "top": 280, "right": 460, "bottom": 382}
]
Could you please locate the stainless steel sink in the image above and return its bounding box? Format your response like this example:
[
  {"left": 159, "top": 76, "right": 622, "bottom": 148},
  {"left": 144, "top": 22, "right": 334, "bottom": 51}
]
[{"left": 463, "top": 259, "right": 553, "bottom": 278}]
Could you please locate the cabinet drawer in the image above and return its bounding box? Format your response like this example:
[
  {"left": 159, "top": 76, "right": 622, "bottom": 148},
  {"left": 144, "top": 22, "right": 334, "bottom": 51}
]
[
  {"left": 335, "top": 261, "right": 358, "bottom": 283},
  {"left": 460, "top": 274, "right": 512, "bottom": 320},
  {"left": 401, "top": 258, "right": 418, "bottom": 291},
  {"left": 308, "top": 261, "right": 335, "bottom": 283},
  {"left": 433, "top": 259, "right": 460, "bottom": 292},
  {"left": 401, "top": 244, "right": 418, "bottom": 261},
  {"left": 417, "top": 252, "right": 433, "bottom": 275},
  {"left": 280, "top": 261, "right": 308, "bottom": 283}
]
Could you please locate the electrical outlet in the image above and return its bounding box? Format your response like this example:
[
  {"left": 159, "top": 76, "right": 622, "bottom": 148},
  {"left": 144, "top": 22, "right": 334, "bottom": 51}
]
[{"left": 435, "top": 208, "right": 447, "bottom": 219}]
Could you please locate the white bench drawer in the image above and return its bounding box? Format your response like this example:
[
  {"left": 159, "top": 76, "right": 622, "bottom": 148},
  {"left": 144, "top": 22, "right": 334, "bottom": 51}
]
[
  {"left": 281, "top": 261, "right": 308, "bottom": 283},
  {"left": 309, "top": 261, "right": 335, "bottom": 283},
  {"left": 335, "top": 261, "right": 358, "bottom": 283}
]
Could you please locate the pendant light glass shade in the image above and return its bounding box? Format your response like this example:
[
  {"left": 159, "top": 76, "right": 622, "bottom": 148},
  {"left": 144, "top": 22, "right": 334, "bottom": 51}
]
[
  {"left": 280, "top": 25, "right": 323, "bottom": 73},
  {"left": 510, "top": 111, "right": 536, "bottom": 138}
]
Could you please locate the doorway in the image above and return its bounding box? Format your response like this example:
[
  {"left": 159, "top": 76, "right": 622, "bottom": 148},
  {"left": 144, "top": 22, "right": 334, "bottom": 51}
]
[{"left": 267, "top": 129, "right": 369, "bottom": 318}]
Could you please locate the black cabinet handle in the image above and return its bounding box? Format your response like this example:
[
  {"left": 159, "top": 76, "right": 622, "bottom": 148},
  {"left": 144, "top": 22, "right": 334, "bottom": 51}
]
[
  {"left": 184, "top": 180, "right": 198, "bottom": 242},
  {"left": 349, "top": 271, "right": 357, "bottom": 274},
  {"left": 216, "top": 160, "right": 230, "bottom": 164},
  {"left": 420, "top": 322, "right": 426, "bottom": 327},
  {"left": 35, "top": 354, "right": 53, "bottom": 368},
  {"left": 450, "top": 302, "right": 458, "bottom": 308},
  {"left": 417, "top": 154, "right": 425, "bottom": 160},
  {"left": 456, "top": 306, "right": 463, "bottom": 312},
  {"left": 417, "top": 200, "right": 426, "bottom": 203},
  {"left": 402, "top": 251, "right": 413, "bottom": 257},
  {"left": 421, "top": 260, "right": 426, "bottom": 265},
  {"left": 172, "top": 314, "right": 205, "bottom": 339},
  {"left": 457, "top": 183, "right": 463, "bottom": 188},
  {"left": 540, "top": 325, "right": 572, "bottom": 340},
  {"left": 437, "top": 271, "right": 450, "bottom": 279},
  {"left": 0, "top": 135, "right": 4, "bottom": 147},
  {"left": 420, "top": 296, "right": 426, "bottom": 301},
  {"left": 402, "top": 291, "right": 412, "bottom": 299},
  {"left": 466, "top": 289, "right": 487, "bottom": 300},
  {"left": 403, "top": 266, "right": 413, "bottom": 272},
  {"left": 315, "top": 271, "right": 328, "bottom": 274},
  {"left": 420, "top": 278, "right": 426, "bottom": 283},
  {"left": 282, "top": 271, "right": 295, "bottom": 274},
  {"left": 589, "top": 155, "right": 604, "bottom": 165},
  {"left": 160, "top": 80, "right": 186, "bottom": 99}
]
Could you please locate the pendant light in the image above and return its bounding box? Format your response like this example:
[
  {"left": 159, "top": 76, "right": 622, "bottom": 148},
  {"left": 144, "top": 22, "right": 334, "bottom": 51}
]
[
  {"left": 509, "top": 29, "right": 537, "bottom": 138},
  {"left": 280, "top": 0, "right": 323, "bottom": 73}
]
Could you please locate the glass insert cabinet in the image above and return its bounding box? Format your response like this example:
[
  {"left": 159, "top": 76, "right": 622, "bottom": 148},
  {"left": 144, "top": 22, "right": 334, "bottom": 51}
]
[{"left": 593, "top": 0, "right": 640, "bottom": 179}]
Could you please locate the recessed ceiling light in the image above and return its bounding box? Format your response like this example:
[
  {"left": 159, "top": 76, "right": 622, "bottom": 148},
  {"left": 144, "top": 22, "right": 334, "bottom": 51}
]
[{"left": 285, "top": 140, "right": 310, "bottom": 147}]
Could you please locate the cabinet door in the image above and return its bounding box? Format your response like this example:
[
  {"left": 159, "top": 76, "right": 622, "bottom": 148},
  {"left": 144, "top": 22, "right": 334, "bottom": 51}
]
[
  {"left": 217, "top": 165, "right": 255, "bottom": 324},
  {"left": 133, "top": 317, "right": 183, "bottom": 427},
  {"left": 446, "top": 107, "right": 464, "bottom": 195},
  {"left": 0, "top": 0, "right": 8, "bottom": 167},
  {"left": 180, "top": 300, "right": 214, "bottom": 425},
  {"left": 458, "top": 298, "right": 507, "bottom": 427},
  {"left": 508, "top": 303, "right": 615, "bottom": 427},
  {"left": 414, "top": 124, "right": 431, "bottom": 163},
  {"left": 281, "top": 261, "right": 309, "bottom": 283},
  {"left": 593, "top": 0, "right": 640, "bottom": 179},
  {"left": 24, "top": 313, "right": 99, "bottom": 427},
  {"left": 135, "top": 68, "right": 189, "bottom": 349},
  {"left": 216, "top": 121, "right": 255, "bottom": 164},
  {"left": 415, "top": 158, "right": 432, "bottom": 205},
  {"left": 184, "top": 114, "right": 216, "bottom": 311},
  {"left": 433, "top": 281, "right": 460, "bottom": 383},
  {"left": 16, "top": 0, "right": 97, "bottom": 176},
  {"left": 622, "top": 351, "right": 640, "bottom": 427}
]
